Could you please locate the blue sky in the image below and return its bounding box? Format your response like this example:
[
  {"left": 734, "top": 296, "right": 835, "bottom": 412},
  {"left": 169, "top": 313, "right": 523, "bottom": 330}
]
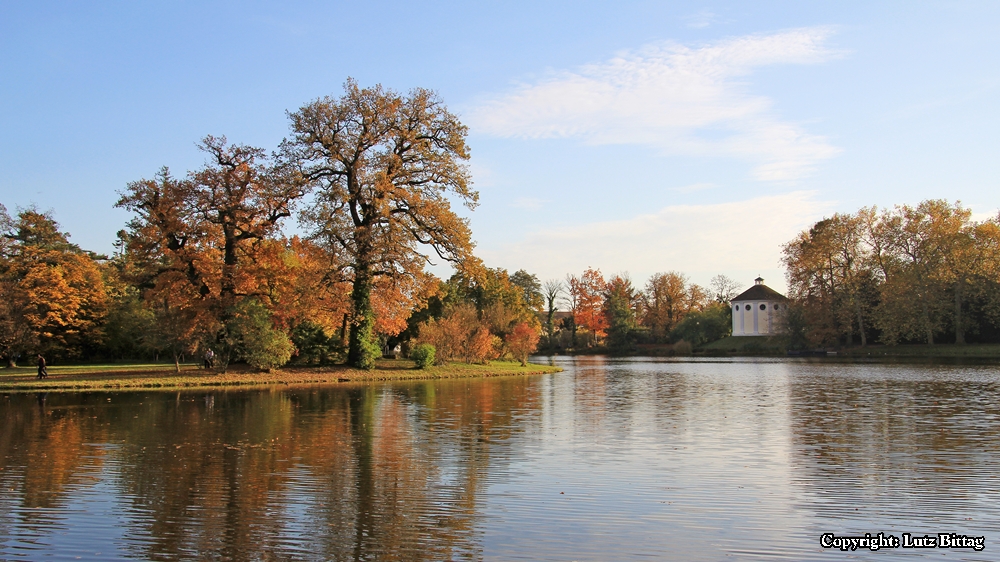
[{"left": 2, "top": 1, "right": 999, "bottom": 292}]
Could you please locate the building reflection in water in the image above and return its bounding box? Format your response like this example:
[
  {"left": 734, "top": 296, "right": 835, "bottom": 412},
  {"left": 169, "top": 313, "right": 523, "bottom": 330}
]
[
  {"left": 3, "top": 360, "right": 1000, "bottom": 560},
  {"left": 787, "top": 363, "right": 1000, "bottom": 533}
]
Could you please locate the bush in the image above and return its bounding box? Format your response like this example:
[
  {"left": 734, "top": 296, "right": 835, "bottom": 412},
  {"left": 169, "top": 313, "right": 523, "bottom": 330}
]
[
  {"left": 417, "top": 303, "right": 482, "bottom": 364},
  {"left": 669, "top": 303, "right": 731, "bottom": 346},
  {"left": 243, "top": 329, "right": 295, "bottom": 371},
  {"left": 290, "top": 321, "right": 342, "bottom": 365},
  {"left": 226, "top": 299, "right": 294, "bottom": 372},
  {"left": 411, "top": 343, "right": 435, "bottom": 369},
  {"left": 672, "top": 340, "right": 693, "bottom": 356}
]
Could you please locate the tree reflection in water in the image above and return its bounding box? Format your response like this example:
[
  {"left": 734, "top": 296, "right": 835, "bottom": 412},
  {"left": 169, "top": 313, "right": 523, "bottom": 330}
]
[
  {"left": 788, "top": 364, "right": 1000, "bottom": 526},
  {"left": 0, "top": 377, "right": 537, "bottom": 560},
  {"left": 3, "top": 360, "right": 1000, "bottom": 561}
]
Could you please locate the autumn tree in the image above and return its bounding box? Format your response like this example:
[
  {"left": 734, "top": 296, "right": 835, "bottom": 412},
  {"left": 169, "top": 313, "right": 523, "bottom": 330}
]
[
  {"left": 783, "top": 212, "right": 879, "bottom": 346},
  {"left": 413, "top": 265, "right": 539, "bottom": 364},
  {"left": 0, "top": 205, "right": 35, "bottom": 366},
  {"left": 188, "top": 135, "right": 304, "bottom": 307},
  {"left": 783, "top": 200, "right": 1000, "bottom": 346},
  {"left": 287, "top": 80, "right": 475, "bottom": 369},
  {"left": 505, "top": 322, "right": 541, "bottom": 366},
  {"left": 561, "top": 274, "right": 580, "bottom": 346},
  {"left": 642, "top": 272, "right": 707, "bottom": 342},
  {"left": 117, "top": 137, "right": 305, "bottom": 369},
  {"left": 417, "top": 302, "right": 500, "bottom": 364},
  {"left": 0, "top": 208, "right": 108, "bottom": 361},
  {"left": 567, "top": 267, "right": 607, "bottom": 345}
]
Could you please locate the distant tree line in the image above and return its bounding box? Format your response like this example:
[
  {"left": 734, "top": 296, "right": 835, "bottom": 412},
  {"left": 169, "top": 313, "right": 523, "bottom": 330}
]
[
  {"left": 526, "top": 268, "right": 739, "bottom": 353},
  {"left": 782, "top": 199, "right": 1000, "bottom": 347}
]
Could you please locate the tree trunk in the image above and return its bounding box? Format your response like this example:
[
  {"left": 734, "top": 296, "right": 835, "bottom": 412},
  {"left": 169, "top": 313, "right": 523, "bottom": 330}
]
[
  {"left": 855, "top": 300, "right": 867, "bottom": 347},
  {"left": 347, "top": 269, "right": 379, "bottom": 369},
  {"left": 546, "top": 309, "right": 555, "bottom": 344},
  {"left": 844, "top": 314, "right": 853, "bottom": 347},
  {"left": 173, "top": 350, "right": 181, "bottom": 373},
  {"left": 955, "top": 279, "right": 965, "bottom": 345},
  {"left": 921, "top": 298, "right": 934, "bottom": 345},
  {"left": 340, "top": 313, "right": 349, "bottom": 347}
]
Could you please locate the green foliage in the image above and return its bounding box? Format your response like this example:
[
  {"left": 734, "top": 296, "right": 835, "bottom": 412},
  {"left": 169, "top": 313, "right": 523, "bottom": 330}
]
[
  {"left": 669, "top": 303, "right": 731, "bottom": 346},
  {"left": 289, "top": 321, "right": 341, "bottom": 365},
  {"left": 604, "top": 275, "right": 638, "bottom": 350},
  {"left": 411, "top": 343, "right": 435, "bottom": 369},
  {"left": 347, "top": 278, "right": 381, "bottom": 370},
  {"left": 226, "top": 299, "right": 294, "bottom": 371},
  {"left": 510, "top": 269, "right": 543, "bottom": 311},
  {"left": 103, "top": 288, "right": 156, "bottom": 360},
  {"left": 779, "top": 302, "right": 812, "bottom": 350},
  {"left": 443, "top": 267, "right": 539, "bottom": 336}
]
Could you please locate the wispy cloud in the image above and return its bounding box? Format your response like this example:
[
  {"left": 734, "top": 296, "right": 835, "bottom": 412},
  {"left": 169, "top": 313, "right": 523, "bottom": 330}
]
[
  {"left": 683, "top": 10, "right": 721, "bottom": 29},
  {"left": 477, "top": 191, "right": 833, "bottom": 287},
  {"left": 469, "top": 28, "right": 841, "bottom": 181},
  {"left": 510, "top": 197, "right": 546, "bottom": 211}
]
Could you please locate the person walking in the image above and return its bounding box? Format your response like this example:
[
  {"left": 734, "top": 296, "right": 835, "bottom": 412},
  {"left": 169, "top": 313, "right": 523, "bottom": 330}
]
[{"left": 36, "top": 354, "right": 48, "bottom": 379}]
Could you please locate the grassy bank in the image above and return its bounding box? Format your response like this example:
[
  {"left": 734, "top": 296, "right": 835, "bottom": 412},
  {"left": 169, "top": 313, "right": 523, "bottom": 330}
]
[
  {"left": 0, "top": 360, "right": 562, "bottom": 392},
  {"left": 698, "top": 337, "right": 1000, "bottom": 359},
  {"left": 836, "top": 343, "right": 1000, "bottom": 358},
  {"left": 699, "top": 336, "right": 787, "bottom": 355}
]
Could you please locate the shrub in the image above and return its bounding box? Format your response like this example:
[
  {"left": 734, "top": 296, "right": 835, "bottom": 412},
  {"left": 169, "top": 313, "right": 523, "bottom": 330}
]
[
  {"left": 672, "top": 340, "right": 693, "bottom": 356},
  {"left": 416, "top": 303, "right": 478, "bottom": 364},
  {"left": 226, "top": 299, "right": 294, "bottom": 372},
  {"left": 669, "top": 303, "right": 731, "bottom": 346},
  {"left": 290, "top": 321, "right": 342, "bottom": 365},
  {"left": 243, "top": 329, "right": 295, "bottom": 371},
  {"left": 411, "top": 343, "right": 435, "bottom": 369}
]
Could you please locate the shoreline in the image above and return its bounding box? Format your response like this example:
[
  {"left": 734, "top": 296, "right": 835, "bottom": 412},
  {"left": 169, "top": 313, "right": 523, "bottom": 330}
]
[
  {"left": 0, "top": 360, "right": 563, "bottom": 393},
  {"left": 543, "top": 339, "right": 1000, "bottom": 360}
]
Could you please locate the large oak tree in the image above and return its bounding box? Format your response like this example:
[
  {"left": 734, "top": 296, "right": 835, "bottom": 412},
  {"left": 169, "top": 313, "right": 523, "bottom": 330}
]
[
  {"left": 117, "top": 137, "right": 305, "bottom": 369},
  {"left": 286, "top": 80, "right": 476, "bottom": 369}
]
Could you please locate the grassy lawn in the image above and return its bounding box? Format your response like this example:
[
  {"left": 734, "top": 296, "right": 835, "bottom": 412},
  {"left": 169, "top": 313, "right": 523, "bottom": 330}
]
[
  {"left": 699, "top": 336, "right": 787, "bottom": 354},
  {"left": 0, "top": 360, "right": 562, "bottom": 392}
]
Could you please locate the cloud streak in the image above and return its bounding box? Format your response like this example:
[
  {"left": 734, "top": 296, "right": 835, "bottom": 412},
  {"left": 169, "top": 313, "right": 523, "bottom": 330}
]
[{"left": 469, "top": 28, "right": 841, "bottom": 181}]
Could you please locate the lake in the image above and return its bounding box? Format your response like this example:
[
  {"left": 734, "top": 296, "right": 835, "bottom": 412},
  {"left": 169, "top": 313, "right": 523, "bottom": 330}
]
[{"left": 1, "top": 357, "right": 998, "bottom": 560}]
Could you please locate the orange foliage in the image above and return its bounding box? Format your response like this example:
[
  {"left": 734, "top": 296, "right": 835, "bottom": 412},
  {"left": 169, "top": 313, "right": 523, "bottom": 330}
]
[
  {"left": 372, "top": 272, "right": 441, "bottom": 338},
  {"left": 417, "top": 303, "right": 500, "bottom": 364},
  {"left": 505, "top": 322, "right": 541, "bottom": 366},
  {"left": 569, "top": 267, "right": 608, "bottom": 338}
]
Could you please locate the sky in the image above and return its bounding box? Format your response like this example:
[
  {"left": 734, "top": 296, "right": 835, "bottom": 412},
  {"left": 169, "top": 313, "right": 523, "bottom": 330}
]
[{"left": 2, "top": 1, "right": 1000, "bottom": 294}]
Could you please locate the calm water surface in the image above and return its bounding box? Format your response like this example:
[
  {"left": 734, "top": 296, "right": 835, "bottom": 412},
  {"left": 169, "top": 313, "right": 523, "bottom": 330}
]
[{"left": 2, "top": 357, "right": 999, "bottom": 560}]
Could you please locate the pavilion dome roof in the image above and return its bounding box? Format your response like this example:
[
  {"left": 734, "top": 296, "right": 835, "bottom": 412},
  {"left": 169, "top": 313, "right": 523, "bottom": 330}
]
[{"left": 732, "top": 280, "right": 787, "bottom": 302}]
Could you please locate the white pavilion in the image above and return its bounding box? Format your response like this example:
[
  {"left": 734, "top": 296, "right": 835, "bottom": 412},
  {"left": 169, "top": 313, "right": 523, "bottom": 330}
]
[{"left": 731, "top": 277, "right": 788, "bottom": 336}]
